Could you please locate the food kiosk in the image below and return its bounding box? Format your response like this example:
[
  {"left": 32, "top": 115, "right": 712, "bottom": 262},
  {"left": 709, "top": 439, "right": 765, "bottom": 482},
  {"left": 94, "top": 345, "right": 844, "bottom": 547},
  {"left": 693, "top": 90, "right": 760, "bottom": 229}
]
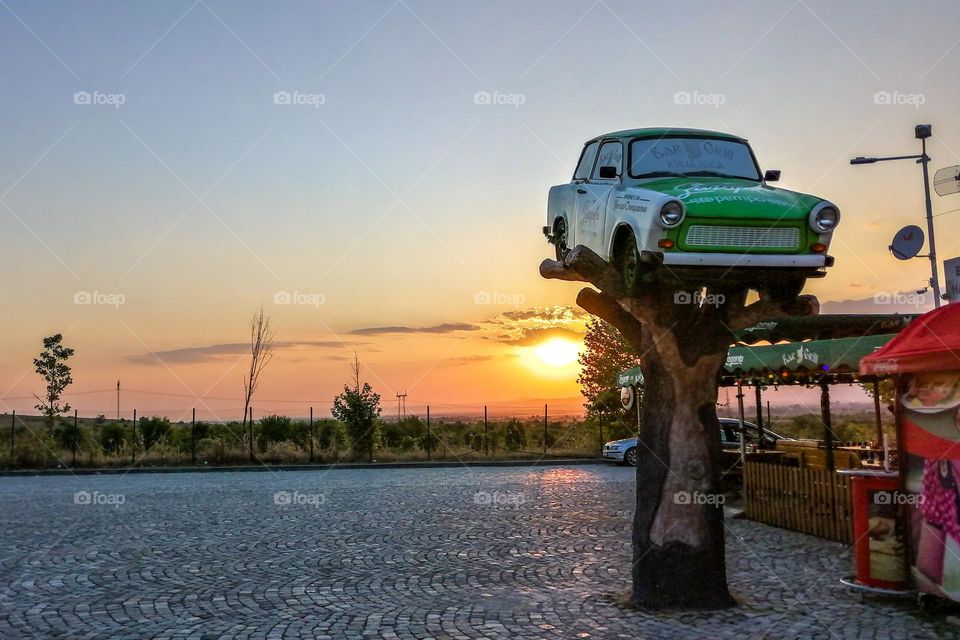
[{"left": 860, "top": 302, "right": 960, "bottom": 602}]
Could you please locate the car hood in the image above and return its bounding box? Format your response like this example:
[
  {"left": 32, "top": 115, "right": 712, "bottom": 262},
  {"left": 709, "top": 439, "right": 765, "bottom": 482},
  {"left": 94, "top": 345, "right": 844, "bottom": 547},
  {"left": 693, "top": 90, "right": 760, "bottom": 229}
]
[
  {"left": 640, "top": 177, "right": 823, "bottom": 221},
  {"left": 606, "top": 438, "right": 638, "bottom": 447}
]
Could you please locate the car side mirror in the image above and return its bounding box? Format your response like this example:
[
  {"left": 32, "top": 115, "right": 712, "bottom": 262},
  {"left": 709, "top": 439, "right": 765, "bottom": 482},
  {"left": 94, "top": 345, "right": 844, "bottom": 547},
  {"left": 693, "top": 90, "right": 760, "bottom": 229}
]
[
  {"left": 764, "top": 169, "right": 781, "bottom": 182},
  {"left": 598, "top": 165, "right": 618, "bottom": 179}
]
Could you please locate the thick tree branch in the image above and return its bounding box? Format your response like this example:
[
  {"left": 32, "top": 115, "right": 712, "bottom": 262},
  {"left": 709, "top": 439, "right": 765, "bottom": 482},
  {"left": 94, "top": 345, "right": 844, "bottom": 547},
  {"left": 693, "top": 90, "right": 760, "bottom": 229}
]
[
  {"left": 539, "top": 245, "right": 627, "bottom": 298},
  {"left": 576, "top": 288, "right": 646, "bottom": 349},
  {"left": 728, "top": 293, "right": 819, "bottom": 333}
]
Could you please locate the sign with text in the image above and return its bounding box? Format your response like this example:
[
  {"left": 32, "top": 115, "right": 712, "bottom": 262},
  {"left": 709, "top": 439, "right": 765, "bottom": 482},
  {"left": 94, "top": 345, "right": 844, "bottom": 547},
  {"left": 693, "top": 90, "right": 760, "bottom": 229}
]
[{"left": 945, "top": 257, "right": 960, "bottom": 304}]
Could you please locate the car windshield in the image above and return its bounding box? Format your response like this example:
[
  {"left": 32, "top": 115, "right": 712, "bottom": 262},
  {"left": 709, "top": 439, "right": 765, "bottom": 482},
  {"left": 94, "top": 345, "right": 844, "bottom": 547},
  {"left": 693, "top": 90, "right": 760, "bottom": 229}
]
[{"left": 629, "top": 137, "right": 761, "bottom": 181}]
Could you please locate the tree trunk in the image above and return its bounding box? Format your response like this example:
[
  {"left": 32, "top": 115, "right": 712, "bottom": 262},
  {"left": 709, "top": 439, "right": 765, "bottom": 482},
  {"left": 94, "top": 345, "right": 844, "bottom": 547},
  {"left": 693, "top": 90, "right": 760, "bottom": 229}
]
[
  {"left": 631, "top": 326, "right": 732, "bottom": 608},
  {"left": 540, "top": 245, "right": 817, "bottom": 609}
]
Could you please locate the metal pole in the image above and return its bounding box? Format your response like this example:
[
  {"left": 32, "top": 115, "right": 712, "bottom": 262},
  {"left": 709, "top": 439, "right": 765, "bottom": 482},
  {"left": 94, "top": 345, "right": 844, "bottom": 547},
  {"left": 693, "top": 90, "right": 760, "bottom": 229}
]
[
  {"left": 72, "top": 409, "right": 77, "bottom": 468},
  {"left": 10, "top": 410, "right": 15, "bottom": 460},
  {"left": 873, "top": 380, "right": 884, "bottom": 448},
  {"left": 426, "top": 405, "right": 431, "bottom": 461},
  {"left": 191, "top": 407, "right": 196, "bottom": 465},
  {"left": 309, "top": 406, "right": 314, "bottom": 463},
  {"left": 116, "top": 380, "right": 120, "bottom": 421},
  {"left": 920, "top": 137, "right": 942, "bottom": 307},
  {"left": 248, "top": 406, "right": 254, "bottom": 463},
  {"left": 820, "top": 381, "right": 835, "bottom": 472},
  {"left": 484, "top": 406, "right": 488, "bottom": 456},
  {"left": 543, "top": 404, "right": 548, "bottom": 455},
  {"left": 131, "top": 408, "right": 137, "bottom": 464},
  {"left": 754, "top": 384, "right": 764, "bottom": 446},
  {"left": 737, "top": 382, "right": 746, "bottom": 466},
  {"left": 635, "top": 394, "right": 641, "bottom": 436}
]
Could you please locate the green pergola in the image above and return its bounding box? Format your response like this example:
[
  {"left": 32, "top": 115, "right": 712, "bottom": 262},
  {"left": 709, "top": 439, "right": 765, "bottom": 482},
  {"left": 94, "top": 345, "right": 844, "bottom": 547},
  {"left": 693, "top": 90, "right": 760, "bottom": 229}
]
[
  {"left": 617, "top": 324, "right": 902, "bottom": 469},
  {"left": 722, "top": 333, "right": 896, "bottom": 383}
]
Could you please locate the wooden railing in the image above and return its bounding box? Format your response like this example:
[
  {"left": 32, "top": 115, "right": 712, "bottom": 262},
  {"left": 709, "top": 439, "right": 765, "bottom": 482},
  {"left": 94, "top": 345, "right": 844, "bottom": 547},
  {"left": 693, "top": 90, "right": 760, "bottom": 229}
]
[{"left": 743, "top": 461, "right": 852, "bottom": 543}]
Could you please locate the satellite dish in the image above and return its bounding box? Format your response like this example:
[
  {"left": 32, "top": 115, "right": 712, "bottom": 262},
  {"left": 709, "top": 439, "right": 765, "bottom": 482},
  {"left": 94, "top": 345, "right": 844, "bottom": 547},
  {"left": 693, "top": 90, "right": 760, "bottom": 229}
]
[
  {"left": 934, "top": 165, "right": 960, "bottom": 197},
  {"left": 890, "top": 225, "right": 925, "bottom": 260},
  {"left": 620, "top": 385, "right": 635, "bottom": 410}
]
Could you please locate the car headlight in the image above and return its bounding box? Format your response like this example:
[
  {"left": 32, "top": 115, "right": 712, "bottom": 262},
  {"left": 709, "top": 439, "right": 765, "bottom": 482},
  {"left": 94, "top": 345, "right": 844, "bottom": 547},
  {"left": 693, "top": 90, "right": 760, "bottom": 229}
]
[
  {"left": 659, "top": 201, "right": 684, "bottom": 228},
  {"left": 809, "top": 203, "right": 840, "bottom": 233}
]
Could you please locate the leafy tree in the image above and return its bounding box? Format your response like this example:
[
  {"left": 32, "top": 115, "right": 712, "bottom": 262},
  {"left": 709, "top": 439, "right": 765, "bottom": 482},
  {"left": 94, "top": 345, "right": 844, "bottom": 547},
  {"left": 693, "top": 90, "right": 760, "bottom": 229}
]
[
  {"left": 577, "top": 318, "right": 640, "bottom": 417},
  {"left": 861, "top": 378, "right": 896, "bottom": 407},
  {"left": 33, "top": 334, "right": 75, "bottom": 432},
  {"left": 331, "top": 354, "right": 381, "bottom": 462}
]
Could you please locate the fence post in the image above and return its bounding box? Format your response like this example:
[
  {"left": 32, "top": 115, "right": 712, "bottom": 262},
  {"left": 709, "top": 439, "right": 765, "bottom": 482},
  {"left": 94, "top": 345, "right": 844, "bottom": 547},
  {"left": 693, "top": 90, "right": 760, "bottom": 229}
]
[
  {"left": 543, "top": 404, "right": 548, "bottom": 456},
  {"left": 484, "top": 406, "right": 488, "bottom": 456},
  {"left": 309, "top": 407, "right": 314, "bottom": 463},
  {"left": 248, "top": 406, "right": 254, "bottom": 463},
  {"left": 191, "top": 408, "right": 196, "bottom": 465},
  {"left": 131, "top": 409, "right": 137, "bottom": 464},
  {"left": 72, "top": 409, "right": 78, "bottom": 468},
  {"left": 426, "top": 405, "right": 431, "bottom": 461},
  {"left": 10, "top": 410, "right": 14, "bottom": 461}
]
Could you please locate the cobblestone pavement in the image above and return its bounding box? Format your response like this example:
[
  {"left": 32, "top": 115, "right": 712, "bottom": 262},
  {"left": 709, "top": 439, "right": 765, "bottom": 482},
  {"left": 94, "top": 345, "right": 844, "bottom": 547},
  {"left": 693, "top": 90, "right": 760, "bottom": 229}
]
[{"left": 0, "top": 464, "right": 956, "bottom": 639}]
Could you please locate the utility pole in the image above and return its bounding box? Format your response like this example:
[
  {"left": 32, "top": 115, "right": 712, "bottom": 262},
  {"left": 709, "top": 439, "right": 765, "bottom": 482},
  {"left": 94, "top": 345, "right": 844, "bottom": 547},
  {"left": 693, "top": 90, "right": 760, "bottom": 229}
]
[
  {"left": 116, "top": 380, "right": 120, "bottom": 421},
  {"left": 851, "top": 124, "right": 941, "bottom": 306},
  {"left": 396, "top": 391, "right": 407, "bottom": 421}
]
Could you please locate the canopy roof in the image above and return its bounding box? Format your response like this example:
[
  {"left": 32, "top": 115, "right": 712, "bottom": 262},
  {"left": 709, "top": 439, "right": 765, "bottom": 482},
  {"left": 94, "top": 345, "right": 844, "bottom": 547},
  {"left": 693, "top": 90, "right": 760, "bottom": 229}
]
[
  {"left": 735, "top": 314, "right": 917, "bottom": 345},
  {"left": 723, "top": 334, "right": 895, "bottom": 382},
  {"left": 617, "top": 334, "right": 895, "bottom": 388},
  {"left": 860, "top": 304, "right": 960, "bottom": 375}
]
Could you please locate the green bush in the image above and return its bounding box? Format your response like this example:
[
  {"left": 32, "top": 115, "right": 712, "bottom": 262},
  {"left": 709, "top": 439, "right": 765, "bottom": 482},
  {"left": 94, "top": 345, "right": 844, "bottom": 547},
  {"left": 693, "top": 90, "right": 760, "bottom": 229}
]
[
  {"left": 138, "top": 417, "right": 171, "bottom": 451},
  {"left": 257, "top": 415, "right": 294, "bottom": 449},
  {"left": 316, "top": 420, "right": 347, "bottom": 450},
  {"left": 504, "top": 419, "right": 527, "bottom": 452},
  {"left": 99, "top": 422, "right": 128, "bottom": 453}
]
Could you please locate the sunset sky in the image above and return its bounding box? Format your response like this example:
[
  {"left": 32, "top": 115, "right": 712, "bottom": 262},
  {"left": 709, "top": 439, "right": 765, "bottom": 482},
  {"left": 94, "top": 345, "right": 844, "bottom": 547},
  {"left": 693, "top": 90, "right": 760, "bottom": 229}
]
[{"left": 2, "top": 0, "right": 959, "bottom": 420}]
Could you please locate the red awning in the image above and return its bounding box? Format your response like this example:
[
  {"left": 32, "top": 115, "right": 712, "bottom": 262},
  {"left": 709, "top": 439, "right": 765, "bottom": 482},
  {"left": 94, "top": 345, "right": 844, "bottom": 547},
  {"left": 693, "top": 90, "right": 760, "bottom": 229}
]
[{"left": 859, "top": 303, "right": 960, "bottom": 375}]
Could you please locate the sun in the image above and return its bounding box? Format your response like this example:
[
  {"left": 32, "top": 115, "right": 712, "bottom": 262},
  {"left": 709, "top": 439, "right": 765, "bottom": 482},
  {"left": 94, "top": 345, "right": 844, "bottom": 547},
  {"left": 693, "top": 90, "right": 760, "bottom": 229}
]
[{"left": 531, "top": 338, "right": 581, "bottom": 368}]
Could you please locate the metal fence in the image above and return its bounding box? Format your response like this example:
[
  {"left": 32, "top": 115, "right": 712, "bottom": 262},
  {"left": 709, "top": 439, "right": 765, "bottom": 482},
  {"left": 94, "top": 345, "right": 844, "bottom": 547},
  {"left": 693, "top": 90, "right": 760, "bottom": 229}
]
[{"left": 0, "top": 404, "right": 638, "bottom": 470}]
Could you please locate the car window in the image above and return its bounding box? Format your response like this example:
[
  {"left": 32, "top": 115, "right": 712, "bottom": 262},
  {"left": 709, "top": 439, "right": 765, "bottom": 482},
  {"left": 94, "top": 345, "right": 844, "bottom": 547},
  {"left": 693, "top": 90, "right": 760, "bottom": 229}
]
[
  {"left": 592, "top": 141, "right": 622, "bottom": 179},
  {"left": 574, "top": 142, "right": 599, "bottom": 180},
  {"left": 629, "top": 136, "right": 761, "bottom": 180}
]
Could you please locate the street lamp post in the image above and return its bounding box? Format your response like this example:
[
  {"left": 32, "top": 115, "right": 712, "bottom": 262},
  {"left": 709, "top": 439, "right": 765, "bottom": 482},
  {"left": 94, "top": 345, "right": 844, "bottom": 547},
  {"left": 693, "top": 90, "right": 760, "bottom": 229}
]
[{"left": 851, "top": 124, "right": 941, "bottom": 307}]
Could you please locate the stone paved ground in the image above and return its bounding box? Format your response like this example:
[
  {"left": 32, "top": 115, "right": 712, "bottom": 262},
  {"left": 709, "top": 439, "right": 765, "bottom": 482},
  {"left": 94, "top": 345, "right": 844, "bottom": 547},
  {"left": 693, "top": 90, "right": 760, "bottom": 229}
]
[{"left": 0, "top": 464, "right": 956, "bottom": 639}]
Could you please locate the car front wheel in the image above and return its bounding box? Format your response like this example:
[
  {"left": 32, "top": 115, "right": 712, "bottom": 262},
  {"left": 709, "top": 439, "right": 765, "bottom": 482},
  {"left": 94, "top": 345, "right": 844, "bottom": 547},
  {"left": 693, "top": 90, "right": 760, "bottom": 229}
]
[
  {"left": 623, "top": 447, "right": 637, "bottom": 467},
  {"left": 614, "top": 230, "right": 642, "bottom": 293},
  {"left": 554, "top": 219, "right": 570, "bottom": 262}
]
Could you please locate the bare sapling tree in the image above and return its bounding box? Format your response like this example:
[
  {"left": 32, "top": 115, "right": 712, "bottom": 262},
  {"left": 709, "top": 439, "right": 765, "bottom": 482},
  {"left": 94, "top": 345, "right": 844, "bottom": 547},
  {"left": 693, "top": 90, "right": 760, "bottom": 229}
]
[
  {"left": 33, "top": 334, "right": 75, "bottom": 434},
  {"left": 541, "top": 246, "right": 818, "bottom": 608},
  {"left": 242, "top": 306, "right": 275, "bottom": 462}
]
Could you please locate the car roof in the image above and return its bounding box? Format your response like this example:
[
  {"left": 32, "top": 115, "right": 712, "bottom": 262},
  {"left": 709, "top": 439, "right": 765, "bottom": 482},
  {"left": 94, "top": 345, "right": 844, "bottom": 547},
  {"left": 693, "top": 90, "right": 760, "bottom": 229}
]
[{"left": 587, "top": 127, "right": 746, "bottom": 144}]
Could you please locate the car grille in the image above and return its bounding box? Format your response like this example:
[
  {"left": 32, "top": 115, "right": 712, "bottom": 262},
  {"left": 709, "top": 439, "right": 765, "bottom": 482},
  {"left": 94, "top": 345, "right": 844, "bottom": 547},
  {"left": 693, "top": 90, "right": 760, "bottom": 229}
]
[{"left": 685, "top": 225, "right": 800, "bottom": 249}]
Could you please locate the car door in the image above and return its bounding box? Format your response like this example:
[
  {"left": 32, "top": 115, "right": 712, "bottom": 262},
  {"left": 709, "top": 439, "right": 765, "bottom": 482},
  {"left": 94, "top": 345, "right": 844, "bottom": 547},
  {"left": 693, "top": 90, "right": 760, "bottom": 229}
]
[
  {"left": 574, "top": 140, "right": 622, "bottom": 255},
  {"left": 564, "top": 141, "right": 600, "bottom": 248}
]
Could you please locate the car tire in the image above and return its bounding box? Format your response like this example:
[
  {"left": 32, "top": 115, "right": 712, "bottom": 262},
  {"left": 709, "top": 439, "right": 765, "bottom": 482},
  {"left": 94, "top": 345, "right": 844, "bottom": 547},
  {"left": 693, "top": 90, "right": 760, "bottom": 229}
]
[
  {"left": 623, "top": 447, "right": 637, "bottom": 467},
  {"left": 554, "top": 219, "right": 570, "bottom": 262},
  {"left": 614, "top": 230, "right": 642, "bottom": 293}
]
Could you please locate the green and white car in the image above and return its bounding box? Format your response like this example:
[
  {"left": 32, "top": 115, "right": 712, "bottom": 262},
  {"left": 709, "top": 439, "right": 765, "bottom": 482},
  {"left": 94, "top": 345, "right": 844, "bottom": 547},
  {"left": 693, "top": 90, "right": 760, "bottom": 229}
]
[{"left": 543, "top": 128, "right": 839, "bottom": 297}]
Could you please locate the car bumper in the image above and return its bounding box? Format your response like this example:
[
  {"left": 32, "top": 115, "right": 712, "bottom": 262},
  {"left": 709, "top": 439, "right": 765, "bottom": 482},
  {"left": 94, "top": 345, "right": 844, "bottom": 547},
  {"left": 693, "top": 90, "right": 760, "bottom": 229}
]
[
  {"left": 602, "top": 449, "right": 626, "bottom": 462},
  {"left": 653, "top": 251, "right": 832, "bottom": 268}
]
